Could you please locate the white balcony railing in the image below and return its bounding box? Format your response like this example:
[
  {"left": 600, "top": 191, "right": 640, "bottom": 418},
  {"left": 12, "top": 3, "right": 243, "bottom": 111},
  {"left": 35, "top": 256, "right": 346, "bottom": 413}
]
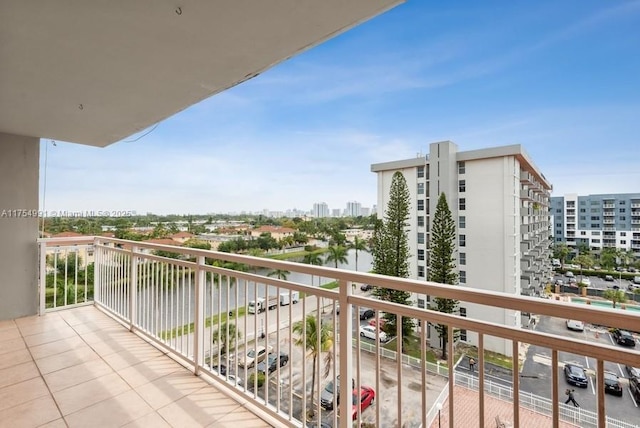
[{"left": 38, "top": 237, "right": 640, "bottom": 428}]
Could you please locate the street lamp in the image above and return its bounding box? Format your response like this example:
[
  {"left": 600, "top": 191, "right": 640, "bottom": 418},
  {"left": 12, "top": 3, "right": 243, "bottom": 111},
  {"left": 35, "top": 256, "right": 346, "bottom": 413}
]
[{"left": 436, "top": 402, "right": 442, "bottom": 428}]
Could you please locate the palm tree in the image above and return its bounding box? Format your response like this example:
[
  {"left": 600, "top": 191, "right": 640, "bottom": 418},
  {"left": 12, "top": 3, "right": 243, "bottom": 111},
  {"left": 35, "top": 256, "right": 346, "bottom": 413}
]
[
  {"left": 212, "top": 321, "right": 241, "bottom": 355},
  {"left": 267, "top": 269, "right": 290, "bottom": 280},
  {"left": 303, "top": 253, "right": 323, "bottom": 287},
  {"left": 293, "top": 315, "right": 333, "bottom": 419},
  {"left": 325, "top": 245, "right": 348, "bottom": 269},
  {"left": 349, "top": 236, "right": 368, "bottom": 272},
  {"left": 603, "top": 289, "right": 627, "bottom": 308}
]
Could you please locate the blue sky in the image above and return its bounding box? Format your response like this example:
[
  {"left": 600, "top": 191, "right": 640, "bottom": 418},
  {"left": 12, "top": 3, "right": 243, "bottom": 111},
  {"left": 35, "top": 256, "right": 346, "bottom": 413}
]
[{"left": 41, "top": 1, "right": 640, "bottom": 215}]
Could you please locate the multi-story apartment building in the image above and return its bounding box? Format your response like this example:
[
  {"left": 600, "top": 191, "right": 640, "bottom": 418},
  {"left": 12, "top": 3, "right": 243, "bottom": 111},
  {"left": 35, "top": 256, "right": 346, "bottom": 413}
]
[
  {"left": 313, "top": 202, "right": 330, "bottom": 218},
  {"left": 551, "top": 193, "right": 640, "bottom": 256},
  {"left": 345, "top": 201, "right": 362, "bottom": 217},
  {"left": 371, "top": 141, "right": 553, "bottom": 356}
]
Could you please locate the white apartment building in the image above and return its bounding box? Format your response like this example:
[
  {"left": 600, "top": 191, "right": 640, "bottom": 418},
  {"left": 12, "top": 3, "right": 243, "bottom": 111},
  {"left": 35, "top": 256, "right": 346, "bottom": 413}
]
[
  {"left": 371, "top": 141, "right": 553, "bottom": 356},
  {"left": 313, "top": 202, "right": 330, "bottom": 218},
  {"left": 346, "top": 201, "right": 362, "bottom": 217}
]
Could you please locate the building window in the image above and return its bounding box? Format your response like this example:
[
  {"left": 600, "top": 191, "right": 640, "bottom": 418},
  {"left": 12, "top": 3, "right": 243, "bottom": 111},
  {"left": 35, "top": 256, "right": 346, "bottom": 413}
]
[
  {"left": 459, "top": 234, "right": 466, "bottom": 247},
  {"left": 580, "top": 231, "right": 586, "bottom": 235},
  {"left": 459, "top": 198, "right": 466, "bottom": 210},
  {"left": 620, "top": 208, "right": 626, "bottom": 213},
  {"left": 417, "top": 215, "right": 425, "bottom": 227},
  {"left": 459, "top": 180, "right": 466, "bottom": 192},
  {"left": 418, "top": 200, "right": 425, "bottom": 211},
  {"left": 591, "top": 224, "right": 600, "bottom": 228},
  {"left": 417, "top": 166, "right": 424, "bottom": 178},
  {"left": 621, "top": 232, "right": 626, "bottom": 237},
  {"left": 418, "top": 249, "right": 425, "bottom": 261},
  {"left": 459, "top": 216, "right": 466, "bottom": 229},
  {"left": 460, "top": 308, "right": 467, "bottom": 341},
  {"left": 459, "top": 270, "right": 466, "bottom": 283},
  {"left": 580, "top": 208, "right": 586, "bottom": 213},
  {"left": 460, "top": 252, "right": 466, "bottom": 265},
  {"left": 417, "top": 298, "right": 426, "bottom": 309},
  {"left": 593, "top": 231, "right": 600, "bottom": 236},
  {"left": 621, "top": 216, "right": 626, "bottom": 221},
  {"left": 621, "top": 240, "right": 627, "bottom": 245},
  {"left": 592, "top": 239, "right": 600, "bottom": 243},
  {"left": 556, "top": 209, "right": 562, "bottom": 213},
  {"left": 418, "top": 232, "right": 425, "bottom": 244},
  {"left": 458, "top": 161, "right": 465, "bottom": 174},
  {"left": 418, "top": 266, "right": 425, "bottom": 277},
  {"left": 417, "top": 182, "right": 425, "bottom": 194},
  {"left": 620, "top": 201, "right": 626, "bottom": 205}
]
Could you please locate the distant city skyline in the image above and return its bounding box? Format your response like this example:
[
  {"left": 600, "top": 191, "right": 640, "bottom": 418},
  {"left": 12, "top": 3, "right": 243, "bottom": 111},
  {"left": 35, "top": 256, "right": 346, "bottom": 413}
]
[{"left": 40, "top": 1, "right": 640, "bottom": 215}]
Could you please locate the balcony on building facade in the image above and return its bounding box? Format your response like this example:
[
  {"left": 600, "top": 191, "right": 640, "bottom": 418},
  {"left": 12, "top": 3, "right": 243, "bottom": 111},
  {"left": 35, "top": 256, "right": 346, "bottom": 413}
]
[
  {"left": 603, "top": 210, "right": 615, "bottom": 217},
  {"left": 602, "top": 204, "right": 615, "bottom": 209},
  {"left": 603, "top": 226, "right": 616, "bottom": 232},
  {"left": 631, "top": 203, "right": 640, "bottom": 208},
  {"left": 5, "top": 237, "right": 639, "bottom": 428},
  {"left": 603, "top": 219, "right": 615, "bottom": 224},
  {"left": 632, "top": 219, "right": 640, "bottom": 225},
  {"left": 519, "top": 171, "right": 534, "bottom": 185}
]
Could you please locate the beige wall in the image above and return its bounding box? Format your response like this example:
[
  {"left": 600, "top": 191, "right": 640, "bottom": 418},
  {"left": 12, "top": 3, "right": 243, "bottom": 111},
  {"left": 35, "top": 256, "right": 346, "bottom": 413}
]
[{"left": 0, "top": 134, "right": 40, "bottom": 320}]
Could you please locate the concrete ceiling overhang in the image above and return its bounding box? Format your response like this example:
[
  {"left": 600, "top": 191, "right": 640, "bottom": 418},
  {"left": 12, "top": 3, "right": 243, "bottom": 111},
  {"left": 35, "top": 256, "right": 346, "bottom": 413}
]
[{"left": 0, "top": 0, "right": 403, "bottom": 147}]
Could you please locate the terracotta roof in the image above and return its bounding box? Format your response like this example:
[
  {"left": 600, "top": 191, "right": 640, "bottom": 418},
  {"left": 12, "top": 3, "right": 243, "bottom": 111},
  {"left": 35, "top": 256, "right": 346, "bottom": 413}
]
[
  {"left": 253, "top": 226, "right": 295, "bottom": 234},
  {"left": 52, "top": 231, "right": 84, "bottom": 237},
  {"left": 171, "top": 232, "right": 194, "bottom": 238}
]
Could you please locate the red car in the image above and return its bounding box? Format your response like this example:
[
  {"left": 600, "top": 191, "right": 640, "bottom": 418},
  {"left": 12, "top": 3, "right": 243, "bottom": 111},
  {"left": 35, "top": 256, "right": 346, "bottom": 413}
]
[{"left": 351, "top": 386, "right": 375, "bottom": 420}]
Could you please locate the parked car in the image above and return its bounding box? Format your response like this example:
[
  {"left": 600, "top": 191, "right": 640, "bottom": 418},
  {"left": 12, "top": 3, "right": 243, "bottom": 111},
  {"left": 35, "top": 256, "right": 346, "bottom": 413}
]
[
  {"left": 633, "top": 275, "right": 640, "bottom": 285},
  {"left": 625, "top": 365, "right": 640, "bottom": 380},
  {"left": 256, "top": 352, "right": 289, "bottom": 375},
  {"left": 555, "top": 279, "right": 564, "bottom": 286},
  {"left": 320, "top": 375, "right": 354, "bottom": 410},
  {"left": 369, "top": 318, "right": 387, "bottom": 329},
  {"left": 579, "top": 277, "right": 591, "bottom": 287},
  {"left": 359, "top": 325, "right": 388, "bottom": 342},
  {"left": 566, "top": 271, "right": 575, "bottom": 278},
  {"left": 604, "top": 275, "right": 615, "bottom": 282},
  {"left": 567, "top": 277, "right": 578, "bottom": 286},
  {"left": 358, "top": 307, "right": 375, "bottom": 320},
  {"left": 612, "top": 329, "right": 636, "bottom": 347},
  {"left": 630, "top": 377, "right": 640, "bottom": 403},
  {"left": 237, "top": 345, "right": 273, "bottom": 368},
  {"left": 566, "top": 320, "right": 585, "bottom": 332},
  {"left": 564, "top": 363, "right": 588, "bottom": 388},
  {"left": 348, "top": 386, "right": 376, "bottom": 420},
  {"left": 604, "top": 371, "right": 623, "bottom": 396},
  {"left": 211, "top": 364, "right": 228, "bottom": 375},
  {"left": 360, "top": 284, "right": 373, "bottom": 291}
]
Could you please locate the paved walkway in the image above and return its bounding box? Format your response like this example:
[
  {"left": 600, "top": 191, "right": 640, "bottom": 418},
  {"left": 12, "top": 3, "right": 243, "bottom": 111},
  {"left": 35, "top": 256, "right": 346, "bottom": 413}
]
[{"left": 429, "top": 385, "right": 580, "bottom": 428}]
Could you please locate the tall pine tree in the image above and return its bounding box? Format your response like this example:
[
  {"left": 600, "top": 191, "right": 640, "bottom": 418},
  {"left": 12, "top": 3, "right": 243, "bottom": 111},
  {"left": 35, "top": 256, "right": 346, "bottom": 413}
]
[
  {"left": 371, "top": 171, "right": 414, "bottom": 348},
  {"left": 429, "top": 192, "right": 459, "bottom": 359}
]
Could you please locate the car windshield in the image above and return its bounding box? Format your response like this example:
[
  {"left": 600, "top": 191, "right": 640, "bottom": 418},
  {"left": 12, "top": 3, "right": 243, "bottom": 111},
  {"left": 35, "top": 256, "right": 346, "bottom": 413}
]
[
  {"left": 569, "top": 366, "right": 584, "bottom": 376},
  {"left": 620, "top": 331, "right": 633, "bottom": 338},
  {"left": 325, "top": 381, "right": 335, "bottom": 394},
  {"left": 247, "top": 350, "right": 256, "bottom": 358},
  {"left": 604, "top": 372, "right": 618, "bottom": 381}
]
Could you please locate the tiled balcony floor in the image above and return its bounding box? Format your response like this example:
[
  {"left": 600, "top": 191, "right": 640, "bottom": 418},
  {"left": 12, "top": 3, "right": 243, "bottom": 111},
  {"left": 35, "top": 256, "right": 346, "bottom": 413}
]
[{"left": 0, "top": 306, "right": 272, "bottom": 428}]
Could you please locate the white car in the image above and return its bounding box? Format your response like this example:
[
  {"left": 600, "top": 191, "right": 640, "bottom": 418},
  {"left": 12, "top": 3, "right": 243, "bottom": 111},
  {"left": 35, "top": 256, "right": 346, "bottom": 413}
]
[
  {"left": 237, "top": 345, "right": 272, "bottom": 368},
  {"left": 566, "top": 271, "right": 575, "bottom": 278},
  {"left": 359, "top": 325, "right": 388, "bottom": 342},
  {"left": 580, "top": 277, "right": 591, "bottom": 287},
  {"left": 566, "top": 320, "right": 585, "bottom": 332}
]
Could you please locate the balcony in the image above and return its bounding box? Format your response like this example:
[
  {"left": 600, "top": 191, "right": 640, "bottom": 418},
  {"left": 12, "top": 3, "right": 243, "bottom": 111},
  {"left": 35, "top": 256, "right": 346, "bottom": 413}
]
[
  {"left": 602, "top": 204, "right": 615, "bottom": 209},
  {"left": 4, "top": 237, "right": 639, "bottom": 428},
  {"left": 602, "top": 211, "right": 615, "bottom": 217}
]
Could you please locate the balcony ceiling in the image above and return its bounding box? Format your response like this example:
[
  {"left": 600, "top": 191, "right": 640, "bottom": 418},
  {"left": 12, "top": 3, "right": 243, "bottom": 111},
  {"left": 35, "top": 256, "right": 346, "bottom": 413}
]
[{"left": 0, "top": 0, "right": 402, "bottom": 147}]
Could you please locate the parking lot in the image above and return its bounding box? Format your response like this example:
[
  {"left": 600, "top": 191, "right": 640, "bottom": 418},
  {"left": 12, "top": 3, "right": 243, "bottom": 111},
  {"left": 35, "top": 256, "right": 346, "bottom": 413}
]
[{"left": 520, "top": 315, "right": 639, "bottom": 426}]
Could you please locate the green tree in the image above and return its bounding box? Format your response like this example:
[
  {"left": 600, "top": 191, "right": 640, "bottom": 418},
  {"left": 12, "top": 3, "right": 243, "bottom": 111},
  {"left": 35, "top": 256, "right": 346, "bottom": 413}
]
[
  {"left": 267, "top": 269, "right": 290, "bottom": 281},
  {"left": 576, "top": 242, "right": 590, "bottom": 256},
  {"left": 371, "top": 171, "right": 414, "bottom": 348},
  {"left": 573, "top": 254, "right": 595, "bottom": 283},
  {"left": 599, "top": 248, "right": 617, "bottom": 270},
  {"left": 617, "top": 248, "right": 636, "bottom": 269},
  {"left": 552, "top": 243, "right": 571, "bottom": 265},
  {"left": 212, "top": 322, "right": 240, "bottom": 355},
  {"left": 303, "top": 252, "right": 323, "bottom": 287},
  {"left": 428, "top": 193, "right": 459, "bottom": 360},
  {"left": 603, "top": 289, "right": 627, "bottom": 308},
  {"left": 293, "top": 315, "right": 333, "bottom": 419},
  {"left": 325, "top": 245, "right": 348, "bottom": 269},
  {"left": 350, "top": 236, "right": 369, "bottom": 272}
]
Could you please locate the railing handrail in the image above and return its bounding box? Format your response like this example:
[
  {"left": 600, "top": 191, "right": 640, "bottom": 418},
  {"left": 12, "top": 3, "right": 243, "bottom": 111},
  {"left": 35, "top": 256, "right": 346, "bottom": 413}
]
[{"left": 40, "top": 236, "right": 640, "bottom": 340}]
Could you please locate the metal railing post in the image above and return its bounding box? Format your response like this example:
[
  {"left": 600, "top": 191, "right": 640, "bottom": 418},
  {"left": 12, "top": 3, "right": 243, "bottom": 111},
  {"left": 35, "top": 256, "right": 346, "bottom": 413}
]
[
  {"left": 338, "top": 279, "right": 353, "bottom": 428},
  {"left": 128, "top": 246, "right": 138, "bottom": 331},
  {"left": 194, "top": 255, "right": 205, "bottom": 375},
  {"left": 94, "top": 238, "right": 101, "bottom": 304},
  {"left": 39, "top": 241, "right": 47, "bottom": 315}
]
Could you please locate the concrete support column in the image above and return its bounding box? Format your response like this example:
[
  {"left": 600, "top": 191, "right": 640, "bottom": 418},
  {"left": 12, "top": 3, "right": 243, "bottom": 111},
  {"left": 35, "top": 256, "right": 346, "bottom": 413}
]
[{"left": 0, "top": 133, "right": 40, "bottom": 320}]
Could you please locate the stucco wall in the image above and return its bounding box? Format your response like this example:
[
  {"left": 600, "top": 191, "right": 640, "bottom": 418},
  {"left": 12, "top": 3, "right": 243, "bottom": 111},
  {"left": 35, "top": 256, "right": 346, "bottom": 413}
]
[{"left": 0, "top": 133, "right": 40, "bottom": 320}]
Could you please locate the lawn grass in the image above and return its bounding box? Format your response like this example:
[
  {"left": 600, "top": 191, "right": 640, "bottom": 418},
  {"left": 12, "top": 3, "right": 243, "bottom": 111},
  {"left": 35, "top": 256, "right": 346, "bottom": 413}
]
[
  {"left": 455, "top": 344, "right": 514, "bottom": 370},
  {"left": 161, "top": 306, "right": 248, "bottom": 340},
  {"left": 382, "top": 335, "right": 440, "bottom": 364}
]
